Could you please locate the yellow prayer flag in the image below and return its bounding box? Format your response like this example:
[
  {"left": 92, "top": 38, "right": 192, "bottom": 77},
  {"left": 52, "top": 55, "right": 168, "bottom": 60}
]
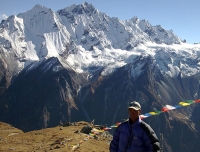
[
  {"left": 149, "top": 112, "right": 157, "bottom": 115},
  {"left": 179, "top": 102, "right": 190, "bottom": 106}
]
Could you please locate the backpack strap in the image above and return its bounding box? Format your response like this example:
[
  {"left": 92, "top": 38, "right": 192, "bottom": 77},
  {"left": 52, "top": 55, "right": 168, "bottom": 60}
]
[{"left": 140, "top": 121, "right": 161, "bottom": 152}]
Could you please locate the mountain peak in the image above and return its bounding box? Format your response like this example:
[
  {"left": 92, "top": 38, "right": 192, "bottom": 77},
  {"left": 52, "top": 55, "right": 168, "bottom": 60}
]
[
  {"left": 32, "top": 4, "right": 48, "bottom": 10},
  {"left": 73, "top": 2, "right": 96, "bottom": 14},
  {"left": 18, "top": 4, "right": 52, "bottom": 17},
  {"left": 130, "top": 16, "right": 139, "bottom": 22},
  {"left": 61, "top": 2, "right": 96, "bottom": 15}
]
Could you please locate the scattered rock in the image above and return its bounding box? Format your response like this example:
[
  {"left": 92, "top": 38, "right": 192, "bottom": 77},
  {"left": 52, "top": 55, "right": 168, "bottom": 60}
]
[
  {"left": 80, "top": 125, "right": 92, "bottom": 134},
  {"left": 55, "top": 145, "right": 60, "bottom": 149},
  {"left": 72, "top": 143, "right": 80, "bottom": 151},
  {"left": 101, "top": 131, "right": 113, "bottom": 140},
  {"left": 63, "top": 122, "right": 72, "bottom": 127},
  {"left": 94, "top": 135, "right": 99, "bottom": 140},
  {"left": 74, "top": 130, "right": 79, "bottom": 133}
]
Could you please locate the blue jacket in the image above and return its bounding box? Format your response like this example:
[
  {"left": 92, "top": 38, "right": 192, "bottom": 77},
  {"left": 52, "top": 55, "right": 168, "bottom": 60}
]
[{"left": 110, "top": 118, "right": 160, "bottom": 152}]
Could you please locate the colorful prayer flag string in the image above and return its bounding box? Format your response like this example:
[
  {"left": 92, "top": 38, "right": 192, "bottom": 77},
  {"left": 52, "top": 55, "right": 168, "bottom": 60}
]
[{"left": 105, "top": 99, "right": 200, "bottom": 129}]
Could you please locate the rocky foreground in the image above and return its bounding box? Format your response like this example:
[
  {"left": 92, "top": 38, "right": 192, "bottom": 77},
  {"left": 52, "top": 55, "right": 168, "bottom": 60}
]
[{"left": 0, "top": 121, "right": 112, "bottom": 152}]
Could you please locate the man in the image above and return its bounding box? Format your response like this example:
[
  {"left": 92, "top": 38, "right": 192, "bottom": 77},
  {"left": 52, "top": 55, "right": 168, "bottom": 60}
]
[{"left": 110, "top": 101, "right": 161, "bottom": 152}]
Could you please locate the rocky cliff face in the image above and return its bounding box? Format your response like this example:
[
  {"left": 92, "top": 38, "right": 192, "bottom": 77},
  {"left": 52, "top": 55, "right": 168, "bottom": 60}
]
[{"left": 1, "top": 55, "right": 200, "bottom": 151}]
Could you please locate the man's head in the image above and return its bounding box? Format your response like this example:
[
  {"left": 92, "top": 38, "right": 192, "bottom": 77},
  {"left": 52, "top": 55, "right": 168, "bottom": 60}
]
[
  {"left": 128, "top": 101, "right": 141, "bottom": 122},
  {"left": 128, "top": 101, "right": 141, "bottom": 110}
]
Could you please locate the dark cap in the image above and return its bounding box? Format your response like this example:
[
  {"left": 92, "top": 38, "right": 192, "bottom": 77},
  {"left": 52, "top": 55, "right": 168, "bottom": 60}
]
[{"left": 128, "top": 101, "right": 141, "bottom": 110}]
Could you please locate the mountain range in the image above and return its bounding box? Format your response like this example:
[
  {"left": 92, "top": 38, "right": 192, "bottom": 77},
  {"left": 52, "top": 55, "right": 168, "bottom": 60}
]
[{"left": 1, "top": 2, "right": 200, "bottom": 152}]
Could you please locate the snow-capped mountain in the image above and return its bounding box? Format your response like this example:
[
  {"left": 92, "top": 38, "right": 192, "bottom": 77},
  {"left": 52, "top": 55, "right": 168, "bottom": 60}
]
[
  {"left": 1, "top": 3, "right": 200, "bottom": 152},
  {"left": 1, "top": 2, "right": 199, "bottom": 78}
]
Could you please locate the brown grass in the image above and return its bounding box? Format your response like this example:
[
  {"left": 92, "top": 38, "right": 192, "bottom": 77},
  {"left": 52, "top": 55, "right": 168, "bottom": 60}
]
[{"left": 0, "top": 121, "right": 111, "bottom": 152}]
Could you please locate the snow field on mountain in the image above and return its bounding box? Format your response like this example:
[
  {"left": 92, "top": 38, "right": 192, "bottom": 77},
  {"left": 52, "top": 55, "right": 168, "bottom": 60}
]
[{"left": 0, "top": 3, "right": 200, "bottom": 78}]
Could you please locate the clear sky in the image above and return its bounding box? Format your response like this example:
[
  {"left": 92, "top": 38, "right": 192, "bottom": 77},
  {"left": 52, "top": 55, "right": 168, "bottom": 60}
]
[{"left": 0, "top": 0, "right": 199, "bottom": 44}]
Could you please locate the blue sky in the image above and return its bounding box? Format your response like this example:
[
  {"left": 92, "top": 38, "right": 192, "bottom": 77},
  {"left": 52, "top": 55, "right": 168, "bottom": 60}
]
[{"left": 0, "top": 0, "right": 199, "bottom": 44}]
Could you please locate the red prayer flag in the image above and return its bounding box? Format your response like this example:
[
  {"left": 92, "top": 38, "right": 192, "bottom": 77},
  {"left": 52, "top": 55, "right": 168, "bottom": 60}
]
[
  {"left": 161, "top": 107, "right": 169, "bottom": 112},
  {"left": 194, "top": 99, "right": 200, "bottom": 103}
]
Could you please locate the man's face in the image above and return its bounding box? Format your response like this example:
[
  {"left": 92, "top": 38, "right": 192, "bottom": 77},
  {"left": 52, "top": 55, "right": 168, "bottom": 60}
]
[{"left": 128, "top": 108, "right": 141, "bottom": 122}]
